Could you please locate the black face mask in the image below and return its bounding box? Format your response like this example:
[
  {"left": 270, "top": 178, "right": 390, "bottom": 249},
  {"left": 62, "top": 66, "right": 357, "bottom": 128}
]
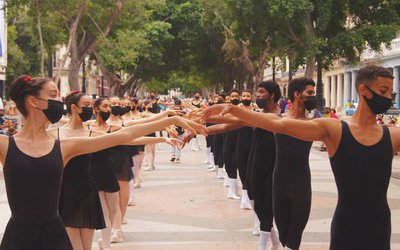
[
  {"left": 111, "top": 106, "right": 122, "bottom": 116},
  {"left": 99, "top": 111, "right": 111, "bottom": 121},
  {"left": 242, "top": 100, "right": 251, "bottom": 106},
  {"left": 150, "top": 95, "right": 155, "bottom": 100},
  {"left": 121, "top": 106, "right": 130, "bottom": 115},
  {"left": 303, "top": 96, "right": 317, "bottom": 111},
  {"left": 78, "top": 106, "right": 93, "bottom": 122},
  {"left": 208, "top": 102, "right": 214, "bottom": 106},
  {"left": 363, "top": 85, "right": 392, "bottom": 114},
  {"left": 256, "top": 98, "right": 268, "bottom": 109},
  {"left": 131, "top": 106, "right": 136, "bottom": 111},
  {"left": 231, "top": 99, "right": 240, "bottom": 105},
  {"left": 194, "top": 96, "right": 200, "bottom": 100},
  {"left": 38, "top": 99, "right": 64, "bottom": 124}
]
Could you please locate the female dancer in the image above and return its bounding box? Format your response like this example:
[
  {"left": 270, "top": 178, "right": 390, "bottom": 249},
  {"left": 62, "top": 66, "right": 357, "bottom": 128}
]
[
  {"left": 203, "top": 65, "right": 398, "bottom": 250},
  {"left": 0, "top": 75, "right": 205, "bottom": 250},
  {"left": 142, "top": 101, "right": 157, "bottom": 171},
  {"left": 56, "top": 91, "right": 105, "bottom": 250}
]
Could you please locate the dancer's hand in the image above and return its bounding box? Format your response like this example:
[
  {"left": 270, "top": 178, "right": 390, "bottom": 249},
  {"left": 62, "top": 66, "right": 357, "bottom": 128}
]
[
  {"left": 201, "top": 104, "right": 232, "bottom": 123},
  {"left": 172, "top": 116, "right": 208, "bottom": 136},
  {"left": 166, "top": 125, "right": 179, "bottom": 138},
  {"left": 181, "top": 131, "right": 196, "bottom": 148},
  {"left": 164, "top": 137, "right": 183, "bottom": 148}
]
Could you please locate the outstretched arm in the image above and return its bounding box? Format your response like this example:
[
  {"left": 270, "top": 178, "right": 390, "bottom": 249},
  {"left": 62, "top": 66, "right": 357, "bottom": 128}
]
[
  {"left": 124, "top": 136, "right": 182, "bottom": 148},
  {"left": 124, "top": 110, "right": 178, "bottom": 126},
  {"left": 203, "top": 104, "right": 330, "bottom": 142},
  {"left": 206, "top": 114, "right": 252, "bottom": 126},
  {"left": 207, "top": 123, "right": 243, "bottom": 135},
  {"left": 61, "top": 116, "right": 207, "bottom": 164}
]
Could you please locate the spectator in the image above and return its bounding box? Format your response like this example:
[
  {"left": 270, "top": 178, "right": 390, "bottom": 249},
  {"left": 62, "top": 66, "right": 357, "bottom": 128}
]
[{"left": 330, "top": 109, "right": 339, "bottom": 119}]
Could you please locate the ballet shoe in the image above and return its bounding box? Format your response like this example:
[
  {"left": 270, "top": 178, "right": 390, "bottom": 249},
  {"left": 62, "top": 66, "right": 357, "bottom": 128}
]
[
  {"left": 98, "top": 239, "right": 106, "bottom": 250},
  {"left": 228, "top": 179, "right": 241, "bottom": 200},
  {"left": 110, "top": 230, "right": 124, "bottom": 243},
  {"left": 128, "top": 200, "right": 135, "bottom": 206},
  {"left": 203, "top": 159, "right": 210, "bottom": 164},
  {"left": 134, "top": 183, "right": 141, "bottom": 188},
  {"left": 208, "top": 164, "right": 216, "bottom": 172},
  {"left": 240, "top": 200, "right": 253, "bottom": 210}
]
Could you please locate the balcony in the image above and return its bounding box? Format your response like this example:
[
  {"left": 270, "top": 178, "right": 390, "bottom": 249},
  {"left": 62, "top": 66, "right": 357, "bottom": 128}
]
[{"left": 360, "top": 38, "right": 400, "bottom": 61}]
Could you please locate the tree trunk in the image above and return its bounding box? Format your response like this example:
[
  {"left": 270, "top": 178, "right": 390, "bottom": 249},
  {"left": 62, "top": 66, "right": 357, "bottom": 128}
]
[
  {"left": 304, "top": 56, "right": 316, "bottom": 79},
  {"left": 55, "top": 2, "right": 87, "bottom": 84},
  {"left": 35, "top": 0, "right": 45, "bottom": 76},
  {"left": 304, "top": 13, "right": 316, "bottom": 79},
  {"left": 68, "top": 58, "right": 81, "bottom": 90},
  {"left": 67, "top": 0, "right": 123, "bottom": 92}
]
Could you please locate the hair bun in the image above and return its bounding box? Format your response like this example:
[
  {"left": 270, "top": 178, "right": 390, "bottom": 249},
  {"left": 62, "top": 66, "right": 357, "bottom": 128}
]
[{"left": 9, "top": 75, "right": 29, "bottom": 102}]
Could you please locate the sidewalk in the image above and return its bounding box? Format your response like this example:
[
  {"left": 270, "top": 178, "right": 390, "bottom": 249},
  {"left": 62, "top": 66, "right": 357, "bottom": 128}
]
[{"left": 0, "top": 136, "right": 398, "bottom": 249}]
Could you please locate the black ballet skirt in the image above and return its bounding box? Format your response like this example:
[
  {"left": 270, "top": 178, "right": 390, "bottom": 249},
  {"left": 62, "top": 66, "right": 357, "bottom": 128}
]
[
  {"left": 59, "top": 154, "right": 105, "bottom": 230},
  {"left": 0, "top": 136, "right": 72, "bottom": 250},
  {"left": 109, "top": 145, "right": 133, "bottom": 181},
  {"left": 90, "top": 148, "right": 120, "bottom": 193}
]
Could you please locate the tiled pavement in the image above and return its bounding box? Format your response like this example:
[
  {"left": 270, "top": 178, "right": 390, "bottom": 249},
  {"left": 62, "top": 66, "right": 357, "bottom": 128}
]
[{"left": 0, "top": 136, "right": 398, "bottom": 250}]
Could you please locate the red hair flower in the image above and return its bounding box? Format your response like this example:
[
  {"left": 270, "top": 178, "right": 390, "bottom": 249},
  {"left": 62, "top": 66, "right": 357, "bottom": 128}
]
[
  {"left": 69, "top": 90, "right": 81, "bottom": 95},
  {"left": 23, "top": 76, "right": 32, "bottom": 82}
]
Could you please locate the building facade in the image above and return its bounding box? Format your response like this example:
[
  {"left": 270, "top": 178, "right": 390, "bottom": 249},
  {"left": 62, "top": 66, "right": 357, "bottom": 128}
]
[{"left": 264, "top": 37, "right": 400, "bottom": 112}]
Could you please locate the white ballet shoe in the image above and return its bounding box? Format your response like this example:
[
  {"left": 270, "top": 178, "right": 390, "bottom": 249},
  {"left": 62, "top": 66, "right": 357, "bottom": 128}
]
[
  {"left": 110, "top": 230, "right": 124, "bottom": 243},
  {"left": 217, "top": 168, "right": 225, "bottom": 179},
  {"left": 121, "top": 218, "right": 128, "bottom": 225},
  {"left": 259, "top": 231, "right": 271, "bottom": 250},
  {"left": 269, "top": 227, "right": 280, "bottom": 250},
  {"left": 223, "top": 175, "right": 229, "bottom": 187},
  {"left": 128, "top": 200, "right": 135, "bottom": 206},
  {"left": 98, "top": 239, "right": 110, "bottom": 250},
  {"left": 208, "top": 164, "right": 217, "bottom": 172},
  {"left": 227, "top": 178, "right": 241, "bottom": 200},
  {"left": 240, "top": 190, "right": 253, "bottom": 210},
  {"left": 252, "top": 214, "right": 261, "bottom": 236}
]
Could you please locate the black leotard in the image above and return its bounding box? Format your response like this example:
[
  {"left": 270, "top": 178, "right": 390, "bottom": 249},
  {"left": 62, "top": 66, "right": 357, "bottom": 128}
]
[
  {"left": 274, "top": 134, "right": 312, "bottom": 249},
  {"left": 236, "top": 126, "right": 254, "bottom": 189},
  {"left": 109, "top": 122, "right": 133, "bottom": 181},
  {"left": 213, "top": 133, "right": 224, "bottom": 168},
  {"left": 192, "top": 101, "right": 201, "bottom": 108},
  {"left": 0, "top": 137, "right": 72, "bottom": 250},
  {"left": 329, "top": 121, "right": 392, "bottom": 250},
  {"left": 90, "top": 127, "right": 120, "bottom": 193},
  {"left": 59, "top": 149, "right": 105, "bottom": 230},
  {"left": 223, "top": 130, "right": 238, "bottom": 178},
  {"left": 250, "top": 128, "right": 276, "bottom": 232}
]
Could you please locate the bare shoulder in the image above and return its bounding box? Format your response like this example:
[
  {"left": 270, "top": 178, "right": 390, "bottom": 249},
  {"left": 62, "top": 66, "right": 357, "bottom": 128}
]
[
  {"left": 388, "top": 126, "right": 400, "bottom": 138},
  {"left": 0, "top": 135, "right": 9, "bottom": 164},
  {"left": 90, "top": 130, "right": 106, "bottom": 137},
  {"left": 46, "top": 127, "right": 58, "bottom": 138}
]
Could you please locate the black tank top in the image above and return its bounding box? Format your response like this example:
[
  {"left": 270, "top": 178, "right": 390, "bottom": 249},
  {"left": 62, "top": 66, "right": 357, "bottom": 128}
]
[
  {"left": 253, "top": 128, "right": 276, "bottom": 174},
  {"left": 192, "top": 101, "right": 201, "bottom": 108},
  {"left": 4, "top": 137, "right": 63, "bottom": 222},
  {"left": 274, "top": 134, "right": 312, "bottom": 179},
  {"left": 329, "top": 121, "right": 392, "bottom": 249}
]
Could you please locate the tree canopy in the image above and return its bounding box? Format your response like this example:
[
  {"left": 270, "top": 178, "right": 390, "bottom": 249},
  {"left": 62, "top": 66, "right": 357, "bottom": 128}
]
[{"left": 6, "top": 0, "right": 400, "bottom": 97}]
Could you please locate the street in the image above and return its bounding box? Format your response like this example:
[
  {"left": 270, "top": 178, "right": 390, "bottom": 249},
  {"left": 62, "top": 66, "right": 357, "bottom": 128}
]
[{"left": 0, "top": 136, "right": 399, "bottom": 250}]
